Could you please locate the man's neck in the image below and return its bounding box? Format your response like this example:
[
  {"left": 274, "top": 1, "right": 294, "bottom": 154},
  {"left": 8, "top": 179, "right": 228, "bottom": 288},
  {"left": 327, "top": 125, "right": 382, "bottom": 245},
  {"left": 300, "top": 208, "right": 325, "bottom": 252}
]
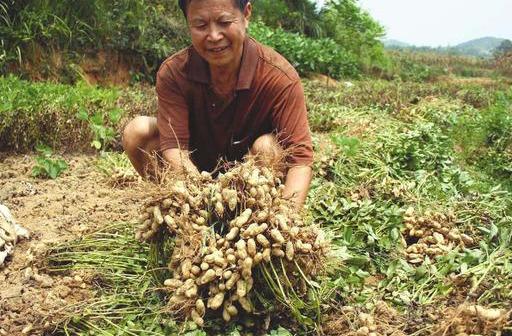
[{"left": 209, "top": 50, "right": 243, "bottom": 88}]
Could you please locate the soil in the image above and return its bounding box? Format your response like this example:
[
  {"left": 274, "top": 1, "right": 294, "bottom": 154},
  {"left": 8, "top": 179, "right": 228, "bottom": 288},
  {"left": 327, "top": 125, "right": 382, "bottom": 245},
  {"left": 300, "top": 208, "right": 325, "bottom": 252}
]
[{"left": 0, "top": 153, "right": 145, "bottom": 335}]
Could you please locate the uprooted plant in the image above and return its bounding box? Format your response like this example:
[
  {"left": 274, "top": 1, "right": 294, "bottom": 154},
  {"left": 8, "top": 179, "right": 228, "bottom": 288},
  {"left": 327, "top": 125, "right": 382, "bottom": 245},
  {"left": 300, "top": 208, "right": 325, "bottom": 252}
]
[{"left": 135, "top": 156, "right": 330, "bottom": 333}]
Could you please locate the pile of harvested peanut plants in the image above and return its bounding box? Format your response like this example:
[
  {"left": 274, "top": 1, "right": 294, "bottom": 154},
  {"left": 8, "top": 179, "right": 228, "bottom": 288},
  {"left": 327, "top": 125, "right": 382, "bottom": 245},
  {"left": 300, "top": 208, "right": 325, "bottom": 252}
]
[
  {"left": 135, "top": 158, "right": 329, "bottom": 328},
  {"left": 402, "top": 207, "right": 474, "bottom": 264},
  {"left": 432, "top": 303, "right": 510, "bottom": 335}
]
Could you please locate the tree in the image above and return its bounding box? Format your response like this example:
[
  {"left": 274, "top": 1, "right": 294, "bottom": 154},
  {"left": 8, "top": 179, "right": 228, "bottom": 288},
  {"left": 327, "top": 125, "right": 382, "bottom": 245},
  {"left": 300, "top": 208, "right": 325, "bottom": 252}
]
[
  {"left": 253, "top": 0, "right": 388, "bottom": 70},
  {"left": 320, "top": 0, "right": 386, "bottom": 67},
  {"left": 494, "top": 39, "right": 512, "bottom": 57},
  {"left": 253, "top": 0, "right": 325, "bottom": 38}
]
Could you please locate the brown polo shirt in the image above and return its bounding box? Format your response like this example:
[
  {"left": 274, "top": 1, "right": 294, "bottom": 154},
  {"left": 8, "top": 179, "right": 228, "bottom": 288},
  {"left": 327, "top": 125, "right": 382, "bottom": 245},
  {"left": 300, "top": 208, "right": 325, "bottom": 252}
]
[{"left": 156, "top": 37, "right": 313, "bottom": 172}]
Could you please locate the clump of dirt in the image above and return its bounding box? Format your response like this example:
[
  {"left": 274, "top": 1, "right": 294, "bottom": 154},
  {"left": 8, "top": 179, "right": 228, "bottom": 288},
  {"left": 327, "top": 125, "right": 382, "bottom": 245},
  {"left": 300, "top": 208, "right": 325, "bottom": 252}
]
[{"left": 0, "top": 154, "right": 145, "bottom": 334}]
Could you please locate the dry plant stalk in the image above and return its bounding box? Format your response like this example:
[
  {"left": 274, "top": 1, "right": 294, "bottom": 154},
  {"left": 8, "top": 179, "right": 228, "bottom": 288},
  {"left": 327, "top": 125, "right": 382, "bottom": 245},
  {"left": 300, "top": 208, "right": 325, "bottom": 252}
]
[{"left": 135, "top": 156, "right": 329, "bottom": 326}]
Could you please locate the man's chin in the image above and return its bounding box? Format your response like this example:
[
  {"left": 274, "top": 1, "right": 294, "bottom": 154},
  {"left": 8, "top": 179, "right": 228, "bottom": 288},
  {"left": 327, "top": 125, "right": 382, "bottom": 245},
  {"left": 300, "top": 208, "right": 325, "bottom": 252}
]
[{"left": 206, "top": 56, "right": 233, "bottom": 68}]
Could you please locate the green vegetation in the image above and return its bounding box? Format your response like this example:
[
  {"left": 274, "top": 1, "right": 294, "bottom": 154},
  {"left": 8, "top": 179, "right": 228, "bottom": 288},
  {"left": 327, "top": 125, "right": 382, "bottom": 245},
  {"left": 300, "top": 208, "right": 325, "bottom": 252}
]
[
  {"left": 249, "top": 21, "right": 360, "bottom": 78},
  {"left": 33, "top": 74, "right": 512, "bottom": 335},
  {"left": 254, "top": 0, "right": 386, "bottom": 69},
  {"left": 31, "top": 144, "right": 68, "bottom": 179},
  {"left": 386, "top": 37, "right": 508, "bottom": 58},
  {"left": 453, "top": 89, "right": 512, "bottom": 184},
  {"left": 1, "top": 1, "right": 512, "bottom": 335},
  {"left": 493, "top": 39, "right": 512, "bottom": 57},
  {"left": 1, "top": 71, "right": 509, "bottom": 152},
  {"left": 1, "top": 0, "right": 387, "bottom": 81},
  {"left": 0, "top": 0, "right": 189, "bottom": 80},
  {"left": 0, "top": 75, "right": 151, "bottom": 151}
]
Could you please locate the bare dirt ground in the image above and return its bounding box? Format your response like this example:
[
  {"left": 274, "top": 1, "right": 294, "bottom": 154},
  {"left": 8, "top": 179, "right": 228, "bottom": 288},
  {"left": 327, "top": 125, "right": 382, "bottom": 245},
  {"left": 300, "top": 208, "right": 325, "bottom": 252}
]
[{"left": 0, "top": 153, "right": 144, "bottom": 335}]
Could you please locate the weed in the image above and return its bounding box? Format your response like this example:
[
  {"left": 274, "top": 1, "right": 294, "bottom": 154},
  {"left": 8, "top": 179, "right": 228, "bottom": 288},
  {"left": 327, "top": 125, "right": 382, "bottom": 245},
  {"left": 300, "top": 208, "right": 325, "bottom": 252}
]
[
  {"left": 77, "top": 107, "right": 123, "bottom": 150},
  {"left": 31, "top": 144, "right": 68, "bottom": 179}
]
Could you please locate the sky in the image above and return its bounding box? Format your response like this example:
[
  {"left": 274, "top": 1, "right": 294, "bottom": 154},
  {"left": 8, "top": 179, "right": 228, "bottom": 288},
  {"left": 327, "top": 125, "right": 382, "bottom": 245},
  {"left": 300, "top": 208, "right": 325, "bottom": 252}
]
[{"left": 316, "top": 0, "right": 512, "bottom": 47}]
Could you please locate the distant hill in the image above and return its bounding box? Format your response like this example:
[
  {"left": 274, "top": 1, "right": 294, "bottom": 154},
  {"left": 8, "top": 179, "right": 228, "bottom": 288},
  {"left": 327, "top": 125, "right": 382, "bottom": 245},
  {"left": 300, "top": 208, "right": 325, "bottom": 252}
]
[
  {"left": 383, "top": 39, "right": 411, "bottom": 48},
  {"left": 384, "top": 36, "right": 509, "bottom": 57},
  {"left": 454, "top": 37, "right": 506, "bottom": 57}
]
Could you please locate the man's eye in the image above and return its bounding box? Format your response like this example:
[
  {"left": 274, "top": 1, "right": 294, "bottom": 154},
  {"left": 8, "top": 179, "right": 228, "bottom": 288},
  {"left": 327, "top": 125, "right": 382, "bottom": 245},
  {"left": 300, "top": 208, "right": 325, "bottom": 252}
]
[
  {"left": 192, "top": 22, "right": 207, "bottom": 29},
  {"left": 219, "top": 21, "right": 232, "bottom": 26}
]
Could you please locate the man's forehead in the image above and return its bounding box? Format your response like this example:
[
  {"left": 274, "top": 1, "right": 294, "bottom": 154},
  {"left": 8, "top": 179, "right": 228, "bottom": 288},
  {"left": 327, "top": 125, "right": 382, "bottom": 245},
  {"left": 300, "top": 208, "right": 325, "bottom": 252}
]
[{"left": 185, "top": 0, "right": 240, "bottom": 12}]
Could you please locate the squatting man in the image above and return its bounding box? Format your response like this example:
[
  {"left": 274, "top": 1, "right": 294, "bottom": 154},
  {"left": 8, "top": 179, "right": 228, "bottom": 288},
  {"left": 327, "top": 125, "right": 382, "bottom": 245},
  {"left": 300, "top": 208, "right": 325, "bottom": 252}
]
[{"left": 123, "top": 0, "right": 314, "bottom": 207}]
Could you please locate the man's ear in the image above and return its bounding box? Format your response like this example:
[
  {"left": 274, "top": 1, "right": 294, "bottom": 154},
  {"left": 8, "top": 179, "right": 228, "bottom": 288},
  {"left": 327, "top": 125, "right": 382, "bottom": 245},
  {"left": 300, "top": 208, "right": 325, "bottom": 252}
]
[{"left": 243, "top": 2, "right": 252, "bottom": 27}]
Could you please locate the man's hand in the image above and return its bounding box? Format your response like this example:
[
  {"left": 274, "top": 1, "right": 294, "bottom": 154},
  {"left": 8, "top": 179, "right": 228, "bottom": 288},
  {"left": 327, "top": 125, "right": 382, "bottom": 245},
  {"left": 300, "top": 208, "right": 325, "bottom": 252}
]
[
  {"left": 282, "top": 165, "right": 313, "bottom": 209},
  {"left": 162, "top": 148, "right": 200, "bottom": 176}
]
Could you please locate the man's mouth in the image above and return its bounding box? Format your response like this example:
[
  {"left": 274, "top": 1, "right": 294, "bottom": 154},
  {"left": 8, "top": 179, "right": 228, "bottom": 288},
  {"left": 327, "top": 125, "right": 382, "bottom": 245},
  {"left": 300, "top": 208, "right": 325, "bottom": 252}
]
[{"left": 209, "top": 46, "right": 229, "bottom": 53}]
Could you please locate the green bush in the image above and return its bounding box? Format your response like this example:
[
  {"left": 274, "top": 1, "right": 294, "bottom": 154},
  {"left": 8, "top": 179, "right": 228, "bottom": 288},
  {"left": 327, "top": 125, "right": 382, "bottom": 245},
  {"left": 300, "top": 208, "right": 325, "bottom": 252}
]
[
  {"left": 250, "top": 21, "right": 360, "bottom": 79},
  {"left": 454, "top": 89, "right": 512, "bottom": 181},
  {"left": 0, "top": 75, "right": 123, "bottom": 151},
  {"left": 0, "top": 0, "right": 189, "bottom": 79},
  {"left": 382, "top": 122, "right": 453, "bottom": 176},
  {"left": 253, "top": 0, "right": 387, "bottom": 70},
  {"left": 320, "top": 0, "right": 387, "bottom": 69}
]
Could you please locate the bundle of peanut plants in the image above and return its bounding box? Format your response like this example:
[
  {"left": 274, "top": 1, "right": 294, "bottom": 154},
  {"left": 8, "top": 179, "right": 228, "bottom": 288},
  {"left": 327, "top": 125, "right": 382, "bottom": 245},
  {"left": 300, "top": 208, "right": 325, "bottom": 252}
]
[{"left": 136, "top": 157, "right": 330, "bottom": 332}]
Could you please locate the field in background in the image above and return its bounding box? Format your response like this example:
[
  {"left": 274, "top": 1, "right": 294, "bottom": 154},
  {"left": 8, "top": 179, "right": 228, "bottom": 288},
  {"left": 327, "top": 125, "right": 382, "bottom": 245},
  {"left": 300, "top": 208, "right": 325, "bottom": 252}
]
[{"left": 1, "top": 52, "right": 512, "bottom": 333}]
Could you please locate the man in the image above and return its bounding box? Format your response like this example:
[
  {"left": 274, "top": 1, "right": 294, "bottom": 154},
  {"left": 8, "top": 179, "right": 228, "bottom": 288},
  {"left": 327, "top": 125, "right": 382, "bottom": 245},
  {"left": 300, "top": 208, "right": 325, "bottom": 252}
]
[{"left": 123, "top": 0, "right": 313, "bottom": 207}]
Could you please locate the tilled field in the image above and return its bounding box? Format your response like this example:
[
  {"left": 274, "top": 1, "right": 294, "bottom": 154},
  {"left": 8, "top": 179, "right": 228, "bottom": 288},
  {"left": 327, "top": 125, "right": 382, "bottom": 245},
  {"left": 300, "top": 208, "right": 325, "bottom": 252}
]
[
  {"left": 1, "top": 78, "right": 512, "bottom": 335},
  {"left": 0, "top": 154, "right": 144, "bottom": 335}
]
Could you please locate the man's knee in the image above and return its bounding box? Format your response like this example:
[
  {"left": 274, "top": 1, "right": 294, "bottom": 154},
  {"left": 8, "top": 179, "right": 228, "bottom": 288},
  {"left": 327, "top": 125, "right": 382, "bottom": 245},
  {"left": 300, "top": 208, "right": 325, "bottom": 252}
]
[{"left": 122, "top": 116, "right": 157, "bottom": 152}]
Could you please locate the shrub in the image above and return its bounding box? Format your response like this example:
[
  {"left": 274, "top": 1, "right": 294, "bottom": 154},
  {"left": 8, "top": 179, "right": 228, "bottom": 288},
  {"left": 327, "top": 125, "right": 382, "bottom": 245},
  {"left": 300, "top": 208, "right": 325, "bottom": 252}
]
[
  {"left": 454, "top": 89, "right": 512, "bottom": 181},
  {"left": 0, "top": 0, "right": 189, "bottom": 81},
  {"left": 250, "top": 21, "right": 360, "bottom": 79},
  {"left": 0, "top": 75, "right": 122, "bottom": 151},
  {"left": 253, "top": 0, "right": 387, "bottom": 70}
]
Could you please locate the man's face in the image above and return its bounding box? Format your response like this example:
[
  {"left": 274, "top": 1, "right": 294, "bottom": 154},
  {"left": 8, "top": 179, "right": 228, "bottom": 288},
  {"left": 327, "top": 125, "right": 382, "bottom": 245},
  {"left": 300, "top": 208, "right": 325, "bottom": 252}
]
[{"left": 187, "top": 0, "right": 251, "bottom": 69}]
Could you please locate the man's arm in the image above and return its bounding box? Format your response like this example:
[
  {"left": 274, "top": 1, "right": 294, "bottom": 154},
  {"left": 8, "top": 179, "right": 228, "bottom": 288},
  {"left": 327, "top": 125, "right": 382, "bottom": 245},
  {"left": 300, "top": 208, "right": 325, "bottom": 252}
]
[
  {"left": 162, "top": 148, "right": 200, "bottom": 176},
  {"left": 270, "top": 80, "right": 314, "bottom": 208},
  {"left": 283, "top": 165, "right": 313, "bottom": 208}
]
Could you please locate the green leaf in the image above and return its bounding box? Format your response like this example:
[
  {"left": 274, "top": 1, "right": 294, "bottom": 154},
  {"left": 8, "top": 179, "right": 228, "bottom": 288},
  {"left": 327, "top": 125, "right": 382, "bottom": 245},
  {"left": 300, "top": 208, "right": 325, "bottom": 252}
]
[
  {"left": 489, "top": 223, "right": 499, "bottom": 239},
  {"left": 355, "top": 269, "right": 370, "bottom": 278},
  {"left": 269, "top": 327, "right": 293, "bottom": 336},
  {"left": 108, "top": 107, "right": 123, "bottom": 123},
  {"left": 76, "top": 108, "right": 89, "bottom": 121},
  {"left": 90, "top": 112, "right": 103, "bottom": 125},
  {"left": 390, "top": 227, "right": 400, "bottom": 241},
  {"left": 91, "top": 140, "right": 102, "bottom": 149},
  {"left": 49, "top": 165, "right": 59, "bottom": 179}
]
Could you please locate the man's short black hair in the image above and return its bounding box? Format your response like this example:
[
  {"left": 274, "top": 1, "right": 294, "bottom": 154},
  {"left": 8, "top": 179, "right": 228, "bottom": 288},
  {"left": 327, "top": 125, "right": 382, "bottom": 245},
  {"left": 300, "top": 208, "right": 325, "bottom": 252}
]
[{"left": 178, "top": 0, "right": 250, "bottom": 17}]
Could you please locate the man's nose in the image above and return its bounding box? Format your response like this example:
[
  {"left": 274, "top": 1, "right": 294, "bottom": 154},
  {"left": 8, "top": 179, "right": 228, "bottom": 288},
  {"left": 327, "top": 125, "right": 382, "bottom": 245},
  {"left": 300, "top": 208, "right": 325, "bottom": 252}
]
[{"left": 207, "top": 25, "right": 223, "bottom": 42}]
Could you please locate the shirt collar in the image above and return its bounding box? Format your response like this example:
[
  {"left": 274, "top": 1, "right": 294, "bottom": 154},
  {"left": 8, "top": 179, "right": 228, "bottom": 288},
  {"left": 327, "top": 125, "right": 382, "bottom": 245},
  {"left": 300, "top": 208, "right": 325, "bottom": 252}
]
[{"left": 187, "top": 37, "right": 258, "bottom": 91}]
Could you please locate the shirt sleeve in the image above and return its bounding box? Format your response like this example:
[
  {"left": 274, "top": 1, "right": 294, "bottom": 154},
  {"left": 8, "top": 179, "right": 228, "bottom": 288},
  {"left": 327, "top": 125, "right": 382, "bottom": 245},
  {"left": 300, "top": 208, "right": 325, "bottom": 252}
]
[
  {"left": 156, "top": 63, "right": 190, "bottom": 151},
  {"left": 271, "top": 80, "right": 314, "bottom": 167}
]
